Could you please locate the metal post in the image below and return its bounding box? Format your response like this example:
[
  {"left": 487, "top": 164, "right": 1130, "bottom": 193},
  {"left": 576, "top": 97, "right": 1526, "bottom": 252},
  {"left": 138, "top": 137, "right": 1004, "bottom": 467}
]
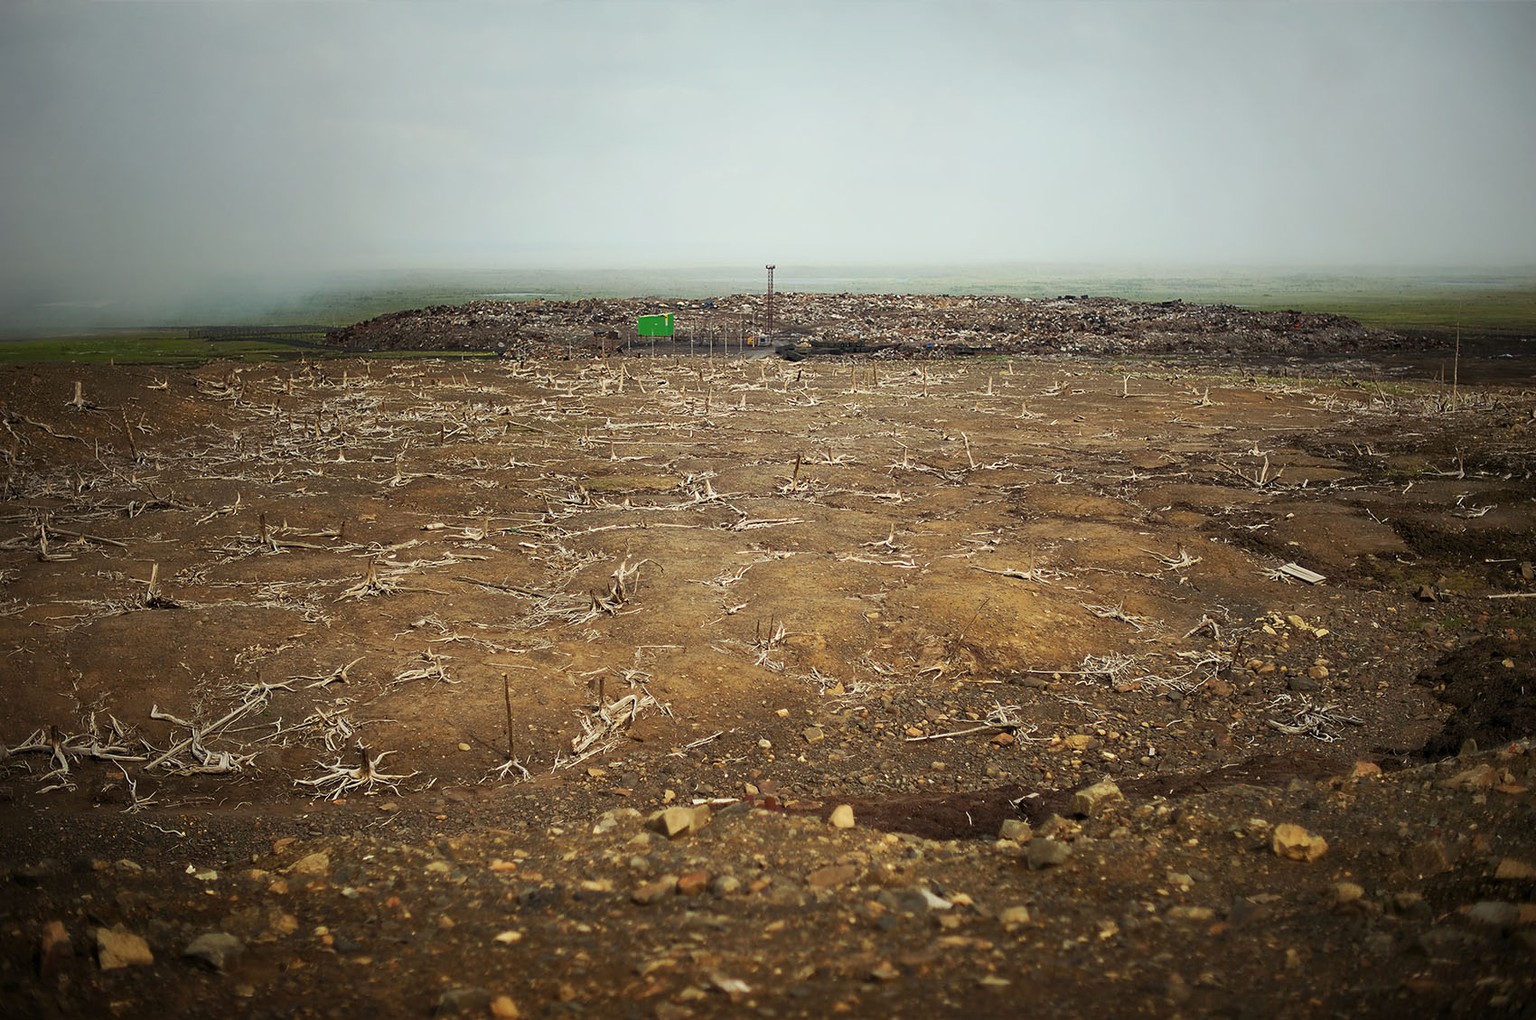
[{"left": 765, "top": 264, "right": 775, "bottom": 349}]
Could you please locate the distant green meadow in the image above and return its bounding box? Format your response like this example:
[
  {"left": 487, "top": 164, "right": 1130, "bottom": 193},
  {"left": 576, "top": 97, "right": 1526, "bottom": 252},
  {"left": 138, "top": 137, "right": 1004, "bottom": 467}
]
[
  {"left": 0, "top": 334, "right": 300, "bottom": 365},
  {"left": 1248, "top": 287, "right": 1536, "bottom": 337},
  {"left": 3, "top": 267, "right": 1531, "bottom": 364},
  {"left": 0, "top": 332, "right": 497, "bottom": 365}
]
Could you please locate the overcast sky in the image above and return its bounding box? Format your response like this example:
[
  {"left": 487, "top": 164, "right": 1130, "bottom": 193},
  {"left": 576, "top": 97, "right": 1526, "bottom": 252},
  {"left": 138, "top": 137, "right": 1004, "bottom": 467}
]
[{"left": 2, "top": 0, "right": 1534, "bottom": 318}]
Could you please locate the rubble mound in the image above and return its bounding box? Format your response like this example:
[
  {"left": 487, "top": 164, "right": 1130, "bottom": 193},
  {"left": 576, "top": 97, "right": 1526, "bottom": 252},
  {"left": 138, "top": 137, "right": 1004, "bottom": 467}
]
[
  {"left": 324, "top": 293, "right": 1397, "bottom": 359},
  {"left": 1416, "top": 635, "right": 1536, "bottom": 759}
]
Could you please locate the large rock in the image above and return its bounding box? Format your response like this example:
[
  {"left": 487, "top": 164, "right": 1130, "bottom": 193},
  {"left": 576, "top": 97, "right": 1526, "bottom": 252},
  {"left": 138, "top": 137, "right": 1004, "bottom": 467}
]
[
  {"left": 1466, "top": 901, "right": 1530, "bottom": 927},
  {"left": 1071, "top": 779, "right": 1125, "bottom": 817},
  {"left": 1272, "top": 823, "right": 1328, "bottom": 862},
  {"left": 37, "top": 920, "right": 71, "bottom": 978},
  {"left": 998, "top": 905, "right": 1031, "bottom": 928},
  {"left": 632, "top": 875, "right": 678, "bottom": 904},
  {"left": 649, "top": 805, "right": 710, "bottom": 839},
  {"left": 1495, "top": 857, "right": 1536, "bottom": 880},
  {"left": 434, "top": 988, "right": 493, "bottom": 1016},
  {"left": 998, "top": 819, "right": 1033, "bottom": 843},
  {"left": 95, "top": 926, "right": 153, "bottom": 970},
  {"left": 806, "top": 864, "right": 860, "bottom": 889},
  {"left": 1403, "top": 838, "right": 1452, "bottom": 877},
  {"left": 285, "top": 850, "right": 332, "bottom": 877}
]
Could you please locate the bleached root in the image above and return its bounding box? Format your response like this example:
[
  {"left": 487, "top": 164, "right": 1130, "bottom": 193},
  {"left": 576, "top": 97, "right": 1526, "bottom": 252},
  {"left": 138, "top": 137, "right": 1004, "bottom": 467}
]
[
  {"left": 568, "top": 690, "right": 664, "bottom": 756},
  {"left": 295, "top": 742, "right": 417, "bottom": 800},
  {"left": 1264, "top": 696, "right": 1363, "bottom": 742}
]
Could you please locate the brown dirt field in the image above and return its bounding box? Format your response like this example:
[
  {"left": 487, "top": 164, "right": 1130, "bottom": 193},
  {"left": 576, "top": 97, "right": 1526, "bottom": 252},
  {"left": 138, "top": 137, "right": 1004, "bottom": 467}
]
[{"left": 1, "top": 354, "right": 1534, "bottom": 1018}]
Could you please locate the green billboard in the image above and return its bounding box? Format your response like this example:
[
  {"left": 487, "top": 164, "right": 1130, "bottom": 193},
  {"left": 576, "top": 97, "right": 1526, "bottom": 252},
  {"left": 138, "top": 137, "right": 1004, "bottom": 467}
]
[{"left": 637, "top": 313, "right": 674, "bottom": 337}]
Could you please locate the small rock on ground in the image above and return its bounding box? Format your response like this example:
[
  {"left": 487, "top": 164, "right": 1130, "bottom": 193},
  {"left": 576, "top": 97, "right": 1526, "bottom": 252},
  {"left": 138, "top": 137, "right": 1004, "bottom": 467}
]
[
  {"left": 183, "top": 932, "right": 245, "bottom": 971},
  {"left": 1026, "top": 839, "right": 1073, "bottom": 870}
]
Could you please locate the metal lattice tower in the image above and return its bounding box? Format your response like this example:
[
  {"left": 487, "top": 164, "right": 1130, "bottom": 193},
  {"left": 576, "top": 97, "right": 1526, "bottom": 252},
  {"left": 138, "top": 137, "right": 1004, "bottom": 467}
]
[{"left": 764, "top": 264, "right": 775, "bottom": 341}]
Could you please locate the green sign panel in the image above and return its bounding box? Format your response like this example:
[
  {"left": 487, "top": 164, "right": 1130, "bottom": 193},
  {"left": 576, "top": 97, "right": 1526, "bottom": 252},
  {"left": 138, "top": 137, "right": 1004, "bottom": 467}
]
[{"left": 637, "top": 313, "right": 674, "bottom": 337}]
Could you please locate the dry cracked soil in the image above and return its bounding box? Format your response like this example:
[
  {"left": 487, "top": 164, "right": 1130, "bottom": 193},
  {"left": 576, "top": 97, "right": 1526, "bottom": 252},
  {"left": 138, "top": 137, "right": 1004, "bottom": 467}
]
[{"left": 1, "top": 344, "right": 1534, "bottom": 1019}]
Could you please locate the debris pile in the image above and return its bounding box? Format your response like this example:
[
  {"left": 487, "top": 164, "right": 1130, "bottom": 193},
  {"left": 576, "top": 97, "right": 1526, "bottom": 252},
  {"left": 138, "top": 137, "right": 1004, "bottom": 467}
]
[{"left": 324, "top": 293, "right": 1397, "bottom": 359}]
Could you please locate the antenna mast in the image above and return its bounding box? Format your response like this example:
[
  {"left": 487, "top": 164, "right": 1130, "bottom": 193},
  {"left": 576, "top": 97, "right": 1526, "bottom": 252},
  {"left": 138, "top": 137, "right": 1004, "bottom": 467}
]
[{"left": 764, "top": 264, "right": 776, "bottom": 342}]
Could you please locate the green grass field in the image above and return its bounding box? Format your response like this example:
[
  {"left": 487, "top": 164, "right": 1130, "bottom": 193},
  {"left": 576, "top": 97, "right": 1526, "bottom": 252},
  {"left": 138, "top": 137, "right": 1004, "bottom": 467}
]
[
  {"left": 0, "top": 334, "right": 305, "bottom": 365},
  {"left": 1245, "top": 287, "right": 1536, "bottom": 336},
  {"left": 0, "top": 332, "right": 498, "bottom": 365}
]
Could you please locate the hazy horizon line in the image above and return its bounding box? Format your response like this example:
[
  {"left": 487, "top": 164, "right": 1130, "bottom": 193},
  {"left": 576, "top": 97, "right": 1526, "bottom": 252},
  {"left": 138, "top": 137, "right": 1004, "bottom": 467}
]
[{"left": 4, "top": 261, "right": 1533, "bottom": 335}]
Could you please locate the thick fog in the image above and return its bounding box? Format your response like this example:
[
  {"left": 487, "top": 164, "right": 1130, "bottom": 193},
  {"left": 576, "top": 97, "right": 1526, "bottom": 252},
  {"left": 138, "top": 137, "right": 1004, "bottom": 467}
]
[{"left": 2, "top": 0, "right": 1533, "bottom": 324}]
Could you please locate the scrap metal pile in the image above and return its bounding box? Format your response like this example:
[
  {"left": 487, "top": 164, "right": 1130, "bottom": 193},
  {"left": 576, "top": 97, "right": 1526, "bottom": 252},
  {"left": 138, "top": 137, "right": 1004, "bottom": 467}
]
[{"left": 324, "top": 292, "right": 1398, "bottom": 360}]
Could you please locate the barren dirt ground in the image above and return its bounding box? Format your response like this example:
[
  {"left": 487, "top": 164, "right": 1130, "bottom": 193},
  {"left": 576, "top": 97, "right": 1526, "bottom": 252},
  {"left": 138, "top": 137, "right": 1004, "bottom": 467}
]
[{"left": 1, "top": 353, "right": 1534, "bottom": 1019}]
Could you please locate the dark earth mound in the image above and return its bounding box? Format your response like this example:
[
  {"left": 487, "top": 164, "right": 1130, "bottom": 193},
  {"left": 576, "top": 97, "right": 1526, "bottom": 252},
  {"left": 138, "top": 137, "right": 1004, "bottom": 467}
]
[{"left": 1416, "top": 635, "right": 1536, "bottom": 758}]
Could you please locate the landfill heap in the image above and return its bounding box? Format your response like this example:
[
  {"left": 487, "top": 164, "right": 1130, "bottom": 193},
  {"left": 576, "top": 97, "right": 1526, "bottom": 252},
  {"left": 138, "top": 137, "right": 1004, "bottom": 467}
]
[{"left": 324, "top": 293, "right": 1396, "bottom": 359}]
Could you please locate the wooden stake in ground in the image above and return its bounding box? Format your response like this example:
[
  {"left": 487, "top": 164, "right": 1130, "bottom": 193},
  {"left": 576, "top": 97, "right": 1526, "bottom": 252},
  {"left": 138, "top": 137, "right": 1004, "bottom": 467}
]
[
  {"left": 143, "top": 563, "right": 162, "bottom": 607},
  {"left": 502, "top": 673, "right": 515, "bottom": 761},
  {"left": 121, "top": 410, "right": 140, "bottom": 461},
  {"left": 1452, "top": 323, "right": 1460, "bottom": 409}
]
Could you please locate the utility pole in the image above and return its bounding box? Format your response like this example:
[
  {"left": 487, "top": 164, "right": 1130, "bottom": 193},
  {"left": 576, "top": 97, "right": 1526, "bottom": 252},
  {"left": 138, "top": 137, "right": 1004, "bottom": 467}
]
[{"left": 764, "top": 264, "right": 775, "bottom": 346}]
